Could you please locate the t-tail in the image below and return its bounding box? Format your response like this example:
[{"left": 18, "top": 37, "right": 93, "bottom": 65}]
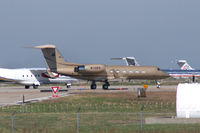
[
  {"left": 34, "top": 45, "right": 79, "bottom": 73},
  {"left": 177, "top": 60, "right": 194, "bottom": 70}
]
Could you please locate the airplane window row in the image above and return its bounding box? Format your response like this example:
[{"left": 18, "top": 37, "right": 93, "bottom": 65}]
[
  {"left": 22, "top": 75, "right": 41, "bottom": 77},
  {"left": 109, "top": 70, "right": 146, "bottom": 74},
  {"left": 22, "top": 75, "right": 33, "bottom": 77}
]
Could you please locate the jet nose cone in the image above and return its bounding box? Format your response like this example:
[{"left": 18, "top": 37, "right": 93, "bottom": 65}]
[{"left": 160, "top": 71, "right": 170, "bottom": 79}]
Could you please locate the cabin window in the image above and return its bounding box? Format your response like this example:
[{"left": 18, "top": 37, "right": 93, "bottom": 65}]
[
  {"left": 22, "top": 75, "right": 24, "bottom": 77},
  {"left": 129, "top": 70, "right": 133, "bottom": 73},
  {"left": 135, "top": 70, "right": 139, "bottom": 74},
  {"left": 38, "top": 75, "right": 40, "bottom": 77},
  {"left": 116, "top": 70, "right": 120, "bottom": 73},
  {"left": 31, "top": 75, "right": 33, "bottom": 77},
  {"left": 141, "top": 71, "right": 146, "bottom": 74},
  {"left": 122, "top": 70, "right": 126, "bottom": 73},
  {"left": 27, "top": 75, "right": 28, "bottom": 77},
  {"left": 110, "top": 70, "right": 113, "bottom": 73}
]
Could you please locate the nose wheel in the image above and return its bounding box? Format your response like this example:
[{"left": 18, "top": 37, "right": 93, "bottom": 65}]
[{"left": 155, "top": 80, "right": 161, "bottom": 88}]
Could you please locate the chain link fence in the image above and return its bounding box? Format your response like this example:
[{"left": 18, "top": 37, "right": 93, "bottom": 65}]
[{"left": 0, "top": 102, "right": 200, "bottom": 133}]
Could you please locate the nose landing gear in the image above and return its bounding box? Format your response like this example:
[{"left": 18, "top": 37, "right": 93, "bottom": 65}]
[{"left": 155, "top": 80, "right": 161, "bottom": 88}]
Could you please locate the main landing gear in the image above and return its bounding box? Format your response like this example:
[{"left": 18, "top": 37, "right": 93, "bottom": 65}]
[
  {"left": 91, "top": 81, "right": 97, "bottom": 89},
  {"left": 90, "top": 81, "right": 110, "bottom": 90},
  {"left": 25, "top": 84, "right": 39, "bottom": 89},
  {"left": 25, "top": 85, "right": 30, "bottom": 89},
  {"left": 102, "top": 81, "right": 110, "bottom": 90},
  {"left": 33, "top": 84, "right": 39, "bottom": 89}
]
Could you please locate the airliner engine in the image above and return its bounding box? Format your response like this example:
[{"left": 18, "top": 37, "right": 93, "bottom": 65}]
[{"left": 74, "top": 64, "right": 105, "bottom": 73}]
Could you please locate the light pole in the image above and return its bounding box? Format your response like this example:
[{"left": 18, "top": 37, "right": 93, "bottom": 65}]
[
  {"left": 77, "top": 107, "right": 81, "bottom": 133},
  {"left": 11, "top": 111, "right": 16, "bottom": 133},
  {"left": 22, "top": 94, "right": 25, "bottom": 113}
]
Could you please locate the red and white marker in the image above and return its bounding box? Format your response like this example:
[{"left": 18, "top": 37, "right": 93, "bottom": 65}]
[{"left": 51, "top": 86, "right": 59, "bottom": 97}]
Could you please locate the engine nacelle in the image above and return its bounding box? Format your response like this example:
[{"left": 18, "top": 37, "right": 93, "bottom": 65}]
[{"left": 74, "top": 64, "right": 105, "bottom": 73}]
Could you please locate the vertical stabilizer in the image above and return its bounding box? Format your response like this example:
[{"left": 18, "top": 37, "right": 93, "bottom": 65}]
[
  {"left": 34, "top": 45, "right": 77, "bottom": 72},
  {"left": 177, "top": 60, "right": 194, "bottom": 70},
  {"left": 124, "top": 57, "right": 140, "bottom": 66}
]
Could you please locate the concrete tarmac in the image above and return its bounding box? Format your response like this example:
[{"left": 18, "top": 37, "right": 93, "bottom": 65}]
[
  {"left": 0, "top": 85, "right": 177, "bottom": 107},
  {"left": 0, "top": 86, "right": 69, "bottom": 106}
]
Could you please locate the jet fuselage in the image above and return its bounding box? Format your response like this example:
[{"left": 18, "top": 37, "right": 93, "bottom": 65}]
[
  {"left": 34, "top": 44, "right": 170, "bottom": 89},
  {"left": 57, "top": 65, "right": 169, "bottom": 81}
]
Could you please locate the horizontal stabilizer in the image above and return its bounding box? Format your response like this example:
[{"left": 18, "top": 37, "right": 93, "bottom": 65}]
[{"left": 33, "top": 45, "right": 56, "bottom": 49}]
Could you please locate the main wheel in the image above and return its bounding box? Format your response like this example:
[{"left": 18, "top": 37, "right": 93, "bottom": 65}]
[
  {"left": 66, "top": 85, "right": 71, "bottom": 88},
  {"left": 91, "top": 84, "right": 97, "bottom": 89},
  {"left": 33, "top": 85, "right": 39, "bottom": 89},
  {"left": 25, "top": 85, "right": 30, "bottom": 89},
  {"left": 103, "top": 84, "right": 109, "bottom": 90}
]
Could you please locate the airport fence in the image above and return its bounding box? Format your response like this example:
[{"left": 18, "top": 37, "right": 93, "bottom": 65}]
[
  {"left": 0, "top": 102, "right": 200, "bottom": 133},
  {"left": 0, "top": 89, "right": 199, "bottom": 133},
  {"left": 0, "top": 111, "right": 200, "bottom": 133}
]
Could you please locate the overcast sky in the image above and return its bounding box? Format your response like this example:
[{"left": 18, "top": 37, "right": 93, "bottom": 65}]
[{"left": 0, "top": 0, "right": 199, "bottom": 69}]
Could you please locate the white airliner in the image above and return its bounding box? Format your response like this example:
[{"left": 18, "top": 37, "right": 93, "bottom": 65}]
[{"left": 0, "top": 68, "right": 78, "bottom": 89}]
